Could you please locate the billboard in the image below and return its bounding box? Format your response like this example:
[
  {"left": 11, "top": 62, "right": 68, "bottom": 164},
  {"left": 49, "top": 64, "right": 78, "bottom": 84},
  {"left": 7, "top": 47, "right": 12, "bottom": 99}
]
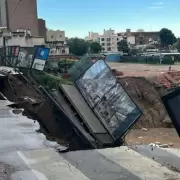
[
  {"left": 76, "top": 60, "right": 142, "bottom": 139},
  {"left": 32, "top": 47, "right": 50, "bottom": 71},
  {"left": 16, "top": 47, "right": 35, "bottom": 68},
  {"left": 4, "top": 46, "right": 20, "bottom": 66}
]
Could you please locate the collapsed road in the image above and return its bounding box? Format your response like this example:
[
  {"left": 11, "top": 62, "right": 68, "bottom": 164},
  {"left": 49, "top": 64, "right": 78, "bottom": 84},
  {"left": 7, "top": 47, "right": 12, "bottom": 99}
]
[
  {"left": 0, "top": 83, "right": 180, "bottom": 179},
  {"left": 0, "top": 62, "right": 180, "bottom": 179}
]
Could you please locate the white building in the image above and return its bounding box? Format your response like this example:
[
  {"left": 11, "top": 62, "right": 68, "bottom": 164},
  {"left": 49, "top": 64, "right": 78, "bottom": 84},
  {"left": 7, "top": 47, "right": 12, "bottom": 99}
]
[
  {"left": 85, "top": 29, "right": 136, "bottom": 52},
  {"left": 46, "top": 30, "right": 69, "bottom": 55},
  {"left": 86, "top": 29, "right": 120, "bottom": 52}
]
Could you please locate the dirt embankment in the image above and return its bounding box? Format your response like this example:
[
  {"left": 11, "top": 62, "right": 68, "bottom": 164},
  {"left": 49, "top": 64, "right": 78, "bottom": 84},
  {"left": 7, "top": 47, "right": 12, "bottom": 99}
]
[{"left": 119, "top": 77, "right": 171, "bottom": 129}]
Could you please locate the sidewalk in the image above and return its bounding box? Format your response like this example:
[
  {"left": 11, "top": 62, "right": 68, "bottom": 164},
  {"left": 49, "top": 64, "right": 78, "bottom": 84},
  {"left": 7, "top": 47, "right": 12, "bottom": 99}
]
[{"left": 0, "top": 99, "right": 180, "bottom": 180}]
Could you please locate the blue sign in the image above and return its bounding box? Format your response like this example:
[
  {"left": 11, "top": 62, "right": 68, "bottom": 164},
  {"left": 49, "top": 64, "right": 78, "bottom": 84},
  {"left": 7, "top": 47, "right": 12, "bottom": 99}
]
[{"left": 35, "top": 47, "right": 50, "bottom": 60}]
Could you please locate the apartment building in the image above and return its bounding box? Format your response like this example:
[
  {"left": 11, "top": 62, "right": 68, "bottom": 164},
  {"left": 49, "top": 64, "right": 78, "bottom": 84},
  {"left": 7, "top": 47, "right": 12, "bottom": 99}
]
[
  {"left": 117, "top": 29, "right": 159, "bottom": 45},
  {"left": 86, "top": 29, "right": 120, "bottom": 52},
  {"left": 0, "top": 0, "right": 39, "bottom": 36},
  {"left": 46, "top": 30, "right": 69, "bottom": 55},
  {"left": 86, "top": 29, "right": 137, "bottom": 52}
]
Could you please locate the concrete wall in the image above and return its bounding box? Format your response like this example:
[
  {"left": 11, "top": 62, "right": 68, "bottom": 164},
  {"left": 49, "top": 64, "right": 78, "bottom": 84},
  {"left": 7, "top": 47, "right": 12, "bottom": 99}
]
[
  {"left": 127, "top": 36, "right": 136, "bottom": 45},
  {"left": 6, "top": 0, "right": 38, "bottom": 36},
  {"left": 0, "top": 36, "right": 45, "bottom": 47},
  {"left": 49, "top": 47, "right": 69, "bottom": 55},
  {"left": 46, "top": 30, "right": 66, "bottom": 42},
  {"left": 0, "top": 0, "right": 7, "bottom": 27}
]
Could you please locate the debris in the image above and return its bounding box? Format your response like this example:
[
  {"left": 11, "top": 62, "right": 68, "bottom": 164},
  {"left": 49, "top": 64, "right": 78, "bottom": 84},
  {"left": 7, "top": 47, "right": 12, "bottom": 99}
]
[
  {"left": 148, "top": 143, "right": 160, "bottom": 148},
  {"left": 141, "top": 128, "right": 148, "bottom": 131},
  {"left": 56, "top": 145, "right": 69, "bottom": 153},
  {"left": 155, "top": 142, "right": 161, "bottom": 145},
  {"left": 169, "top": 143, "right": 173, "bottom": 147},
  {"left": 159, "top": 144, "right": 169, "bottom": 148},
  {"left": 12, "top": 109, "right": 23, "bottom": 115}
]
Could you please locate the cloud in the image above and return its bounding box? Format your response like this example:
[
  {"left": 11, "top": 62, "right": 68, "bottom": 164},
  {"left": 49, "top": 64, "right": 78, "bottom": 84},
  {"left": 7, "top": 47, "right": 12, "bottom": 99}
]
[
  {"left": 148, "top": 1, "right": 165, "bottom": 9},
  {"left": 154, "top": 2, "right": 164, "bottom": 5},
  {"left": 148, "top": 6, "right": 164, "bottom": 9}
]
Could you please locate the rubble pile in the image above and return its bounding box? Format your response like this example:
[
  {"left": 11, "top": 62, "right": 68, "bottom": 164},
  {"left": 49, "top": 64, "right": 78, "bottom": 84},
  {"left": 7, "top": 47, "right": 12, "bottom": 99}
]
[{"left": 155, "top": 71, "right": 180, "bottom": 89}]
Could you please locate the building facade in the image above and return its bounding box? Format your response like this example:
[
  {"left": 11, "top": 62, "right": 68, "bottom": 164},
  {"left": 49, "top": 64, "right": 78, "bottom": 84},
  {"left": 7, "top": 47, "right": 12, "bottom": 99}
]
[
  {"left": 85, "top": 29, "right": 137, "bottom": 52},
  {"left": 117, "top": 29, "right": 159, "bottom": 45},
  {"left": 86, "top": 29, "right": 120, "bottom": 52},
  {"left": 0, "top": 31, "right": 45, "bottom": 47},
  {"left": 0, "top": 0, "right": 38, "bottom": 36},
  {"left": 46, "top": 30, "right": 69, "bottom": 55},
  {"left": 38, "top": 19, "right": 46, "bottom": 37},
  {"left": 46, "top": 30, "right": 66, "bottom": 42},
  {"left": 86, "top": 29, "right": 159, "bottom": 52}
]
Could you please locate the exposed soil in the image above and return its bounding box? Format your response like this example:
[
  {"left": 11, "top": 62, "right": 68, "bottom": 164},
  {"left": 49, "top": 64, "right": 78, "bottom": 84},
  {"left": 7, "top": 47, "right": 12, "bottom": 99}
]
[
  {"left": 126, "top": 128, "right": 180, "bottom": 148},
  {"left": 119, "top": 77, "right": 172, "bottom": 129}
]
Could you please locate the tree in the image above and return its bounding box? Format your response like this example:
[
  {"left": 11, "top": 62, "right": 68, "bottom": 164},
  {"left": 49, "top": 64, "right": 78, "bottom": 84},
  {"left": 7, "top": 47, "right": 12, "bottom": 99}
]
[
  {"left": 172, "top": 38, "right": 180, "bottom": 52},
  {"left": 89, "top": 42, "right": 102, "bottom": 53},
  {"left": 117, "top": 40, "right": 130, "bottom": 53},
  {"left": 159, "top": 28, "right": 177, "bottom": 47},
  {"left": 67, "top": 38, "right": 89, "bottom": 56}
]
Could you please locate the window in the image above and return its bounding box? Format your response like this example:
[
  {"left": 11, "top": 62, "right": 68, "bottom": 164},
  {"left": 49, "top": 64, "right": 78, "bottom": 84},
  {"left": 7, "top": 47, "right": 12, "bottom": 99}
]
[
  {"left": 117, "top": 38, "right": 119, "bottom": 41},
  {"left": 107, "top": 43, "right": 111, "bottom": 46},
  {"left": 107, "top": 38, "right": 111, "bottom": 41},
  {"left": 60, "top": 35, "right": 62, "bottom": 37},
  {"left": 101, "top": 43, "right": 105, "bottom": 46},
  {"left": 101, "top": 38, "right": 105, "bottom": 41},
  {"left": 51, "top": 35, "right": 53, "bottom": 38},
  {"left": 107, "top": 47, "right": 111, "bottom": 51}
]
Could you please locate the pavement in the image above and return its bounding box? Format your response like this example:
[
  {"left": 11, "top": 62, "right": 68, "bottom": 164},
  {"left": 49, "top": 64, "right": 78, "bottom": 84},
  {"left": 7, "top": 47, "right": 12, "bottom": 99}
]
[{"left": 0, "top": 98, "right": 180, "bottom": 180}]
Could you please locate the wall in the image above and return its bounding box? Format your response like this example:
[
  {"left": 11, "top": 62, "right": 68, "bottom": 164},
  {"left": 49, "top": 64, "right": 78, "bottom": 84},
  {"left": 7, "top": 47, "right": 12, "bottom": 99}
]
[
  {"left": 49, "top": 47, "right": 69, "bottom": 55},
  {"left": 86, "top": 29, "right": 120, "bottom": 52},
  {"left": 46, "top": 30, "right": 66, "bottom": 42},
  {"left": 6, "top": 0, "right": 38, "bottom": 36},
  {"left": 0, "top": 36, "right": 45, "bottom": 47},
  {"left": 127, "top": 36, "right": 136, "bottom": 45},
  {"left": 38, "top": 19, "right": 46, "bottom": 37},
  {"left": 0, "top": 0, "right": 7, "bottom": 27}
]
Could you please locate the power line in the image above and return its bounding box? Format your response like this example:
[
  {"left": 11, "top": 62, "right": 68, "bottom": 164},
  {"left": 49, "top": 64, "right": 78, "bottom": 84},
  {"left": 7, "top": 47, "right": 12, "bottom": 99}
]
[
  {"left": 0, "top": 0, "right": 23, "bottom": 28},
  {"left": 9, "top": 0, "right": 23, "bottom": 20}
]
